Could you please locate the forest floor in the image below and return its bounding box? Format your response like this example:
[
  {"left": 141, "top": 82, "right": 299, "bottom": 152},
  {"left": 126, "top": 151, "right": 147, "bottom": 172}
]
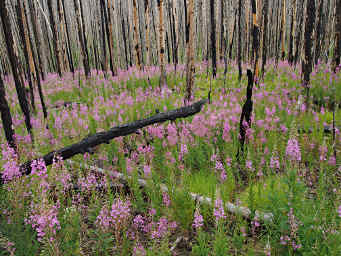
[{"left": 0, "top": 60, "right": 341, "bottom": 255}]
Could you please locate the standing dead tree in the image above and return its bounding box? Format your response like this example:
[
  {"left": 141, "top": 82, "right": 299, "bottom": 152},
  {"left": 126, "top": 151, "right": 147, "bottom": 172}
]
[
  {"left": 0, "top": 0, "right": 33, "bottom": 141},
  {"left": 210, "top": 0, "right": 217, "bottom": 78},
  {"left": 185, "top": 0, "right": 195, "bottom": 103},
  {"left": 237, "top": 0, "right": 243, "bottom": 81},
  {"left": 133, "top": 0, "right": 143, "bottom": 70},
  {"left": 251, "top": 0, "right": 260, "bottom": 82},
  {"left": 332, "top": 0, "right": 341, "bottom": 72},
  {"left": 0, "top": 72, "right": 16, "bottom": 150},
  {"left": 158, "top": 0, "right": 167, "bottom": 87},
  {"left": 302, "top": 0, "right": 315, "bottom": 109}
]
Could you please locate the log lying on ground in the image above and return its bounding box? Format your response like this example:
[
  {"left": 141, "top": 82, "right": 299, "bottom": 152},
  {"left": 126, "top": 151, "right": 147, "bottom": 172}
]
[
  {"left": 0, "top": 99, "right": 208, "bottom": 185},
  {"left": 70, "top": 161, "right": 274, "bottom": 223}
]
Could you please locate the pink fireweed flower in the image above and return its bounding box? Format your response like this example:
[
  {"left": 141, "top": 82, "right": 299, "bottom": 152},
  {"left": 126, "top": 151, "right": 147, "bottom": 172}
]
[
  {"left": 220, "top": 171, "right": 227, "bottom": 182},
  {"left": 193, "top": 209, "right": 204, "bottom": 229},
  {"left": 286, "top": 138, "right": 301, "bottom": 162},
  {"left": 1, "top": 144, "right": 21, "bottom": 183},
  {"left": 338, "top": 206, "right": 341, "bottom": 218},
  {"left": 270, "top": 155, "right": 280, "bottom": 170},
  {"left": 162, "top": 192, "right": 171, "bottom": 207},
  {"left": 214, "top": 199, "right": 226, "bottom": 222},
  {"left": 167, "top": 123, "right": 178, "bottom": 146},
  {"left": 143, "top": 165, "right": 151, "bottom": 177}
]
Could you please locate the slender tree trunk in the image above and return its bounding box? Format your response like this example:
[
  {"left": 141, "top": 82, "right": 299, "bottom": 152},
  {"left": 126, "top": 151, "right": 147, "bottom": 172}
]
[
  {"left": 261, "top": 0, "right": 269, "bottom": 75},
  {"left": 61, "top": 0, "right": 75, "bottom": 75},
  {"left": 16, "top": 0, "right": 36, "bottom": 113},
  {"left": 100, "top": 0, "right": 108, "bottom": 74},
  {"left": 79, "top": 0, "right": 91, "bottom": 73},
  {"left": 210, "top": 0, "right": 217, "bottom": 78},
  {"left": 57, "top": 0, "right": 68, "bottom": 71},
  {"left": 144, "top": 0, "right": 151, "bottom": 66},
  {"left": 251, "top": 0, "right": 260, "bottom": 81},
  {"left": 281, "top": 0, "right": 286, "bottom": 60},
  {"left": 0, "top": 0, "right": 33, "bottom": 139},
  {"left": 302, "top": 0, "right": 315, "bottom": 108},
  {"left": 332, "top": 0, "right": 341, "bottom": 72},
  {"left": 185, "top": 0, "right": 195, "bottom": 103},
  {"left": 28, "top": 0, "right": 46, "bottom": 81},
  {"left": 47, "top": 0, "right": 64, "bottom": 77},
  {"left": 0, "top": 72, "right": 16, "bottom": 150},
  {"left": 107, "top": 0, "right": 118, "bottom": 76},
  {"left": 238, "top": 0, "right": 243, "bottom": 80},
  {"left": 158, "top": 0, "right": 167, "bottom": 87},
  {"left": 288, "top": 0, "right": 297, "bottom": 64},
  {"left": 133, "top": 0, "right": 143, "bottom": 70},
  {"left": 73, "top": 0, "right": 91, "bottom": 78}
]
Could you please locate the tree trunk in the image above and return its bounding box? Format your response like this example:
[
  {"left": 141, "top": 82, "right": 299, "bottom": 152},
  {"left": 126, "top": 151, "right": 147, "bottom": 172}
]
[
  {"left": 16, "top": 0, "right": 37, "bottom": 113},
  {"left": 288, "top": 0, "right": 297, "bottom": 64},
  {"left": 107, "top": 0, "right": 118, "bottom": 76},
  {"left": 133, "top": 0, "right": 143, "bottom": 70},
  {"left": 210, "top": 0, "right": 217, "bottom": 78},
  {"left": 47, "top": 0, "right": 64, "bottom": 77},
  {"left": 0, "top": 72, "right": 16, "bottom": 150},
  {"left": 281, "top": 0, "right": 286, "bottom": 60},
  {"left": 261, "top": 0, "right": 269, "bottom": 75},
  {"left": 144, "top": 0, "right": 151, "bottom": 66},
  {"left": 302, "top": 0, "right": 315, "bottom": 108},
  {"left": 332, "top": 0, "right": 341, "bottom": 72},
  {"left": 61, "top": 0, "right": 75, "bottom": 75},
  {"left": 158, "top": 0, "right": 167, "bottom": 87},
  {"left": 73, "top": 0, "right": 91, "bottom": 78},
  {"left": 100, "top": 0, "right": 108, "bottom": 74},
  {"left": 251, "top": 0, "right": 260, "bottom": 82},
  {"left": 0, "top": 0, "right": 33, "bottom": 139},
  {"left": 185, "top": 0, "right": 195, "bottom": 103},
  {"left": 238, "top": 0, "right": 243, "bottom": 80}
]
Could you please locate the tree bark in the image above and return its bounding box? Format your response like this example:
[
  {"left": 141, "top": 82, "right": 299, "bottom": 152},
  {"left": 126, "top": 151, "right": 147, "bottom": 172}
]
[
  {"left": 210, "top": 0, "right": 217, "bottom": 78},
  {"left": 332, "top": 0, "right": 341, "bottom": 72},
  {"left": 238, "top": 0, "right": 243, "bottom": 81},
  {"left": 47, "top": 0, "right": 64, "bottom": 77},
  {"left": 0, "top": 0, "right": 33, "bottom": 140},
  {"left": 133, "top": 0, "right": 143, "bottom": 70},
  {"left": 185, "top": 0, "right": 195, "bottom": 103},
  {"left": 158, "top": 0, "right": 167, "bottom": 87},
  {"left": 106, "top": 0, "right": 118, "bottom": 76},
  {"left": 0, "top": 72, "right": 16, "bottom": 150},
  {"left": 261, "top": 0, "right": 269, "bottom": 75},
  {"left": 61, "top": 0, "right": 75, "bottom": 74}
]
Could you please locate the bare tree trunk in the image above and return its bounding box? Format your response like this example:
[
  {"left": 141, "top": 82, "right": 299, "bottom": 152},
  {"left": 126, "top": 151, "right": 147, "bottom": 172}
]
[
  {"left": 281, "top": 0, "right": 286, "bottom": 60},
  {"left": 57, "top": 0, "right": 68, "bottom": 71},
  {"left": 314, "top": 0, "right": 324, "bottom": 65},
  {"left": 210, "top": 0, "right": 217, "bottom": 78},
  {"left": 302, "top": 0, "right": 315, "bottom": 108},
  {"left": 16, "top": 0, "right": 36, "bottom": 113},
  {"left": 238, "top": 0, "right": 243, "bottom": 80},
  {"left": 332, "top": 0, "right": 341, "bottom": 72},
  {"left": 107, "top": 0, "right": 118, "bottom": 76},
  {"left": 185, "top": 0, "right": 195, "bottom": 103},
  {"left": 288, "top": 0, "right": 297, "bottom": 64},
  {"left": 28, "top": 0, "right": 47, "bottom": 81},
  {"left": 47, "top": 0, "right": 64, "bottom": 77},
  {"left": 0, "top": 72, "right": 16, "bottom": 150},
  {"left": 144, "top": 0, "right": 151, "bottom": 66},
  {"left": 0, "top": 0, "right": 33, "bottom": 139},
  {"left": 61, "top": 0, "right": 75, "bottom": 75},
  {"left": 100, "top": 0, "right": 108, "bottom": 74},
  {"left": 251, "top": 0, "right": 260, "bottom": 81},
  {"left": 261, "top": 0, "right": 269, "bottom": 75},
  {"left": 158, "top": 0, "right": 167, "bottom": 87},
  {"left": 73, "top": 0, "right": 91, "bottom": 78},
  {"left": 133, "top": 0, "right": 143, "bottom": 70}
]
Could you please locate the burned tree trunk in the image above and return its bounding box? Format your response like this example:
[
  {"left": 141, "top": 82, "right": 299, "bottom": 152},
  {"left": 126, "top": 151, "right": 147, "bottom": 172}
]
[
  {"left": 4, "top": 99, "right": 208, "bottom": 185},
  {"left": 280, "top": 0, "right": 286, "bottom": 60},
  {"left": 61, "top": 0, "right": 75, "bottom": 74},
  {"left": 210, "top": 0, "right": 217, "bottom": 78},
  {"left": 100, "top": 0, "right": 108, "bottom": 74},
  {"left": 133, "top": 0, "right": 142, "bottom": 70},
  {"left": 158, "top": 0, "right": 167, "bottom": 87},
  {"left": 144, "top": 0, "right": 151, "bottom": 66},
  {"left": 106, "top": 0, "right": 118, "bottom": 76},
  {"left": 288, "top": 0, "right": 297, "bottom": 64},
  {"left": 73, "top": 0, "right": 91, "bottom": 78},
  {"left": 237, "top": 69, "right": 254, "bottom": 159},
  {"left": 0, "top": 0, "right": 33, "bottom": 139},
  {"left": 302, "top": 0, "right": 315, "bottom": 107},
  {"left": 16, "top": 0, "right": 37, "bottom": 113},
  {"left": 185, "top": 0, "right": 195, "bottom": 103},
  {"left": 0, "top": 73, "right": 16, "bottom": 150},
  {"left": 261, "top": 0, "right": 269, "bottom": 75},
  {"left": 238, "top": 0, "right": 243, "bottom": 81},
  {"left": 251, "top": 0, "right": 260, "bottom": 82},
  {"left": 47, "top": 0, "right": 64, "bottom": 77},
  {"left": 57, "top": 0, "right": 69, "bottom": 71},
  {"left": 314, "top": 0, "right": 324, "bottom": 65},
  {"left": 28, "top": 0, "right": 47, "bottom": 80},
  {"left": 332, "top": 0, "right": 341, "bottom": 72}
]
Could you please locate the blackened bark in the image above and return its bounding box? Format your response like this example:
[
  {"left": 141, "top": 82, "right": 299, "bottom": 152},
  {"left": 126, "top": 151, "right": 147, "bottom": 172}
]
[
  {"left": 0, "top": 0, "right": 33, "bottom": 139},
  {"left": 251, "top": 0, "right": 260, "bottom": 82},
  {"left": 314, "top": 0, "right": 324, "bottom": 65},
  {"left": 0, "top": 73, "right": 16, "bottom": 150},
  {"left": 7, "top": 99, "right": 208, "bottom": 185},
  {"left": 261, "top": 0, "right": 269, "bottom": 75},
  {"left": 210, "top": 0, "right": 217, "bottom": 78},
  {"left": 332, "top": 0, "right": 341, "bottom": 72},
  {"left": 237, "top": 0, "right": 242, "bottom": 81}
]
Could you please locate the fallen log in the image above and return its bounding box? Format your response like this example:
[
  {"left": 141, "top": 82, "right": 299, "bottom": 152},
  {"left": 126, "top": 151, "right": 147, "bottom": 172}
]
[
  {"left": 69, "top": 161, "right": 274, "bottom": 223},
  {"left": 0, "top": 99, "right": 208, "bottom": 185}
]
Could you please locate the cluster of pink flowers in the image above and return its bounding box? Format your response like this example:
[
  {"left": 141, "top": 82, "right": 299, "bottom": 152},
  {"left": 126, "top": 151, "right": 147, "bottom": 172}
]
[
  {"left": 338, "top": 205, "right": 341, "bottom": 218},
  {"left": 96, "top": 198, "right": 131, "bottom": 232},
  {"left": 151, "top": 217, "right": 177, "bottom": 239},
  {"left": 193, "top": 208, "right": 204, "bottom": 229},
  {"left": 214, "top": 199, "right": 226, "bottom": 222},
  {"left": 25, "top": 201, "right": 61, "bottom": 242},
  {"left": 1, "top": 144, "right": 20, "bottom": 183},
  {"left": 286, "top": 138, "right": 301, "bottom": 162}
]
